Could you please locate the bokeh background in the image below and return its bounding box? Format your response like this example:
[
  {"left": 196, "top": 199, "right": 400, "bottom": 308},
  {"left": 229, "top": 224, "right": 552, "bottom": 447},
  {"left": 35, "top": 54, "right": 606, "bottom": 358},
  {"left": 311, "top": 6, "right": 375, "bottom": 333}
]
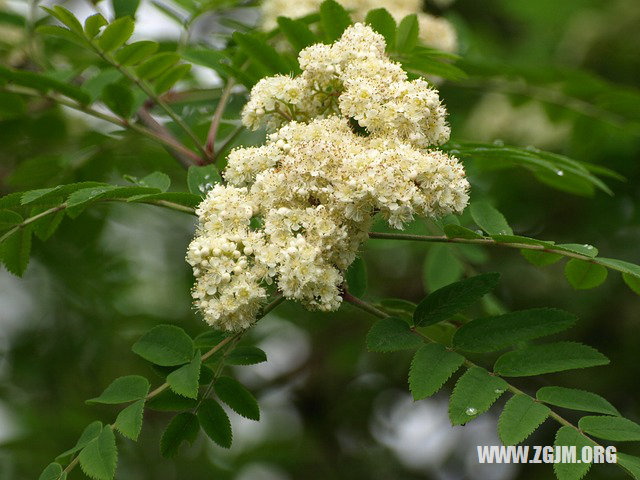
[{"left": 1, "top": 0, "right": 639, "bottom": 479}]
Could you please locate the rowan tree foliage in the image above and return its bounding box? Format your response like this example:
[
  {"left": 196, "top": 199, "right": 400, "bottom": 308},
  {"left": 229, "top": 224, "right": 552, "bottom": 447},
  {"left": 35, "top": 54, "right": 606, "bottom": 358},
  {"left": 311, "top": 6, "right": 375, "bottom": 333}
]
[{"left": 0, "top": 1, "right": 639, "bottom": 479}]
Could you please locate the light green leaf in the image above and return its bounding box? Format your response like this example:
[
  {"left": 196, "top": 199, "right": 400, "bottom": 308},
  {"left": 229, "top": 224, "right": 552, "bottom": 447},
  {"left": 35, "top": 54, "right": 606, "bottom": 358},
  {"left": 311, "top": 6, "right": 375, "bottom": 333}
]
[
  {"left": 113, "top": 0, "right": 141, "bottom": 18},
  {"left": 498, "top": 394, "right": 550, "bottom": 445},
  {"left": 139, "top": 172, "right": 171, "bottom": 192},
  {"left": 494, "top": 342, "right": 609, "bottom": 377},
  {"left": 126, "top": 191, "right": 201, "bottom": 209},
  {"left": 470, "top": 201, "right": 513, "bottom": 235},
  {"left": 365, "top": 8, "right": 396, "bottom": 50},
  {"left": 320, "top": 0, "right": 352, "bottom": 42},
  {"left": 536, "top": 386, "right": 620, "bottom": 416},
  {"left": 623, "top": 273, "right": 640, "bottom": 295},
  {"left": 423, "top": 243, "right": 464, "bottom": 292},
  {"left": 136, "top": 53, "right": 181, "bottom": 80},
  {"left": 78, "top": 426, "right": 118, "bottom": 480},
  {"left": 366, "top": 317, "right": 423, "bottom": 352},
  {"left": 43, "top": 6, "right": 84, "bottom": 35},
  {"left": 345, "top": 257, "right": 367, "bottom": 297},
  {"left": 114, "top": 41, "right": 159, "bottom": 66},
  {"left": 198, "top": 399, "right": 232, "bottom": 448},
  {"left": 443, "top": 224, "right": 484, "bottom": 239},
  {"left": 554, "top": 426, "right": 595, "bottom": 480},
  {"left": 564, "top": 259, "right": 608, "bottom": 289},
  {"left": 39, "top": 463, "right": 64, "bottom": 480},
  {"left": 187, "top": 164, "right": 222, "bottom": 197},
  {"left": 154, "top": 63, "right": 191, "bottom": 94},
  {"left": 448, "top": 366, "right": 508, "bottom": 425},
  {"left": 521, "top": 249, "right": 563, "bottom": 266},
  {"left": 579, "top": 416, "right": 640, "bottom": 442},
  {"left": 225, "top": 346, "right": 267, "bottom": 366},
  {"left": 214, "top": 376, "right": 260, "bottom": 421},
  {"left": 1, "top": 224, "right": 32, "bottom": 277},
  {"left": 160, "top": 412, "right": 199, "bottom": 458},
  {"left": 167, "top": 352, "right": 201, "bottom": 399},
  {"left": 97, "top": 16, "right": 135, "bottom": 52},
  {"left": 414, "top": 272, "right": 500, "bottom": 327},
  {"left": 452, "top": 308, "right": 576, "bottom": 353},
  {"left": 409, "top": 343, "right": 464, "bottom": 400},
  {"left": 30, "top": 206, "right": 64, "bottom": 241},
  {"left": 132, "top": 325, "right": 194, "bottom": 367},
  {"left": 556, "top": 243, "right": 599, "bottom": 257},
  {"left": 597, "top": 258, "right": 640, "bottom": 278},
  {"left": 114, "top": 399, "right": 145, "bottom": 441},
  {"left": 87, "top": 375, "right": 150, "bottom": 404},
  {"left": 276, "top": 17, "right": 317, "bottom": 53},
  {"left": 56, "top": 421, "right": 103, "bottom": 461},
  {"left": 84, "top": 13, "right": 107, "bottom": 38},
  {"left": 395, "top": 14, "right": 419, "bottom": 53}
]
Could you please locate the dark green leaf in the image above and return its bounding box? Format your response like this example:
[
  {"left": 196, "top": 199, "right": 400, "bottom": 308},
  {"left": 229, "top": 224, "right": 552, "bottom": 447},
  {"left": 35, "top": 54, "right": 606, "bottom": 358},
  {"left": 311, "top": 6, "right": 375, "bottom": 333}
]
[
  {"left": 414, "top": 272, "right": 500, "bottom": 327},
  {"left": 198, "top": 399, "right": 232, "bottom": 448},
  {"left": 345, "top": 257, "right": 367, "bottom": 297},
  {"left": 556, "top": 243, "right": 598, "bottom": 257},
  {"left": 623, "top": 273, "right": 640, "bottom": 295},
  {"left": 277, "top": 17, "right": 317, "bottom": 53},
  {"left": 554, "top": 426, "right": 595, "bottom": 480},
  {"left": 494, "top": 342, "right": 609, "bottom": 377},
  {"left": 409, "top": 343, "right": 464, "bottom": 400},
  {"left": 56, "top": 421, "right": 103, "bottom": 461},
  {"left": 114, "top": 41, "right": 159, "bottom": 66},
  {"left": 193, "top": 330, "right": 230, "bottom": 350},
  {"left": 225, "top": 346, "right": 267, "bottom": 366},
  {"left": 564, "top": 259, "right": 608, "bottom": 290},
  {"left": 319, "top": 0, "right": 351, "bottom": 42},
  {"left": 366, "top": 317, "right": 423, "bottom": 352},
  {"left": 618, "top": 453, "right": 640, "bottom": 480},
  {"left": 114, "top": 399, "right": 145, "bottom": 441},
  {"left": 102, "top": 83, "right": 134, "bottom": 118},
  {"left": 395, "top": 14, "right": 418, "bottom": 53},
  {"left": 443, "top": 224, "right": 484, "bottom": 239},
  {"left": 30, "top": 206, "right": 64, "bottom": 241},
  {"left": 154, "top": 63, "right": 191, "bottom": 94},
  {"left": 97, "top": 16, "right": 135, "bottom": 52},
  {"left": 39, "top": 463, "right": 64, "bottom": 480},
  {"left": 470, "top": 201, "right": 513, "bottom": 235},
  {"left": 1, "top": 224, "right": 32, "bottom": 277},
  {"left": 146, "top": 390, "right": 197, "bottom": 411},
  {"left": 365, "top": 8, "right": 396, "bottom": 50},
  {"left": 160, "top": 412, "right": 199, "bottom": 458},
  {"left": 167, "top": 353, "right": 201, "bottom": 399},
  {"left": 113, "top": 0, "right": 141, "bottom": 18},
  {"left": 449, "top": 366, "right": 508, "bottom": 425},
  {"left": 498, "top": 394, "right": 550, "bottom": 445},
  {"left": 423, "top": 243, "right": 464, "bottom": 292},
  {"left": 139, "top": 172, "right": 171, "bottom": 192},
  {"left": 84, "top": 13, "right": 107, "bottom": 38},
  {"left": 187, "top": 164, "right": 222, "bottom": 197},
  {"left": 0, "top": 210, "right": 22, "bottom": 230},
  {"left": 78, "top": 427, "right": 118, "bottom": 480},
  {"left": 232, "top": 32, "right": 291, "bottom": 75},
  {"left": 579, "top": 416, "right": 640, "bottom": 442},
  {"left": 87, "top": 375, "right": 150, "bottom": 404},
  {"left": 132, "top": 325, "right": 194, "bottom": 366},
  {"left": 136, "top": 53, "right": 181, "bottom": 80},
  {"left": 214, "top": 376, "right": 260, "bottom": 421},
  {"left": 127, "top": 192, "right": 201, "bottom": 209},
  {"left": 452, "top": 308, "right": 576, "bottom": 353},
  {"left": 536, "top": 387, "right": 620, "bottom": 416}
]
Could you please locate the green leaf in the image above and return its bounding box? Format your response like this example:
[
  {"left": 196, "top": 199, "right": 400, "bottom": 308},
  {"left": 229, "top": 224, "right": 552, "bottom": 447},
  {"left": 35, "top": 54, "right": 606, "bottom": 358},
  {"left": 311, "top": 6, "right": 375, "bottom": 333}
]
[
  {"left": 146, "top": 390, "right": 197, "bottom": 411},
  {"left": 167, "top": 352, "right": 201, "bottom": 399},
  {"left": 494, "top": 342, "right": 609, "bottom": 377},
  {"left": 1, "top": 224, "right": 32, "bottom": 277},
  {"left": 84, "top": 13, "right": 107, "bottom": 38},
  {"left": 623, "top": 273, "right": 640, "bottom": 295},
  {"left": 132, "top": 325, "right": 194, "bottom": 367},
  {"left": 345, "top": 257, "right": 367, "bottom": 297},
  {"left": 556, "top": 243, "right": 598, "bottom": 257},
  {"left": 402, "top": 57, "right": 468, "bottom": 82},
  {"left": 408, "top": 343, "right": 464, "bottom": 400},
  {"left": 136, "top": 53, "right": 181, "bottom": 80},
  {"left": 320, "top": 0, "right": 351, "bottom": 42},
  {"left": 102, "top": 83, "right": 134, "bottom": 118},
  {"left": 198, "top": 399, "right": 232, "bottom": 448},
  {"left": 232, "top": 32, "right": 291, "bottom": 75},
  {"left": 78, "top": 426, "right": 118, "bottom": 480},
  {"left": 97, "top": 16, "right": 135, "bottom": 52},
  {"left": 366, "top": 317, "right": 423, "bottom": 352},
  {"left": 597, "top": 257, "right": 640, "bottom": 278},
  {"left": 87, "top": 375, "right": 150, "bottom": 404},
  {"left": 564, "top": 259, "right": 608, "bottom": 290},
  {"left": 414, "top": 272, "right": 500, "bottom": 327},
  {"left": 498, "top": 394, "right": 550, "bottom": 445},
  {"left": 579, "top": 416, "right": 640, "bottom": 441},
  {"left": 187, "top": 164, "right": 222, "bottom": 197},
  {"left": 618, "top": 453, "right": 640, "bottom": 480},
  {"left": 160, "top": 412, "right": 199, "bottom": 458},
  {"left": 423, "top": 243, "right": 464, "bottom": 292},
  {"left": 0, "top": 210, "right": 22, "bottom": 230},
  {"left": 452, "top": 308, "right": 576, "bottom": 353},
  {"left": 470, "top": 201, "right": 513, "bottom": 235},
  {"left": 114, "top": 399, "right": 145, "bottom": 441},
  {"left": 113, "top": 0, "right": 141, "bottom": 18},
  {"left": 448, "top": 367, "right": 508, "bottom": 425},
  {"left": 536, "top": 387, "right": 620, "bottom": 416},
  {"left": 554, "top": 426, "right": 595, "bottom": 480},
  {"left": 521, "top": 249, "right": 563, "bottom": 266},
  {"left": 139, "top": 171, "right": 171, "bottom": 192},
  {"left": 214, "top": 376, "right": 260, "bottom": 421},
  {"left": 395, "top": 14, "right": 419, "bottom": 53},
  {"left": 225, "top": 346, "right": 267, "bottom": 366},
  {"left": 276, "top": 17, "right": 317, "bottom": 53},
  {"left": 127, "top": 191, "right": 201, "bottom": 209},
  {"left": 114, "top": 41, "right": 159, "bottom": 66},
  {"left": 379, "top": 298, "right": 416, "bottom": 316},
  {"left": 154, "top": 63, "right": 191, "bottom": 94},
  {"left": 193, "top": 330, "right": 230, "bottom": 350},
  {"left": 56, "top": 421, "right": 103, "bottom": 461},
  {"left": 43, "top": 6, "right": 84, "bottom": 35},
  {"left": 365, "top": 8, "right": 396, "bottom": 50},
  {"left": 443, "top": 224, "right": 484, "bottom": 239},
  {"left": 0, "top": 67, "right": 91, "bottom": 104},
  {"left": 30, "top": 207, "right": 64, "bottom": 241},
  {"left": 39, "top": 463, "right": 64, "bottom": 480}
]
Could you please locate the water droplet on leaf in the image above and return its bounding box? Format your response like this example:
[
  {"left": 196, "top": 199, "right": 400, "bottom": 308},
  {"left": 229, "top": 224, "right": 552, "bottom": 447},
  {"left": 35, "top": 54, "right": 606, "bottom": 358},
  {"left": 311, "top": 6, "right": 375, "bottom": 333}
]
[{"left": 465, "top": 407, "right": 477, "bottom": 415}]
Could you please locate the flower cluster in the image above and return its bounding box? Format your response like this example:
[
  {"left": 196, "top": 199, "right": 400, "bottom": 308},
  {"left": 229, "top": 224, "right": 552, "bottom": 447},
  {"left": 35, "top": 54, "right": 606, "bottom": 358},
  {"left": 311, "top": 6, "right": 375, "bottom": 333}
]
[
  {"left": 188, "top": 24, "right": 469, "bottom": 330},
  {"left": 260, "top": 0, "right": 457, "bottom": 53}
]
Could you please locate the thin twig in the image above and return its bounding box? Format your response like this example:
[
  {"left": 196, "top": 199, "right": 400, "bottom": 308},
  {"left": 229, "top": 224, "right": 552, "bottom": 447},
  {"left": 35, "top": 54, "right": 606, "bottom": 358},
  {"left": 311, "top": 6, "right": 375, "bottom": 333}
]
[{"left": 206, "top": 79, "right": 236, "bottom": 160}]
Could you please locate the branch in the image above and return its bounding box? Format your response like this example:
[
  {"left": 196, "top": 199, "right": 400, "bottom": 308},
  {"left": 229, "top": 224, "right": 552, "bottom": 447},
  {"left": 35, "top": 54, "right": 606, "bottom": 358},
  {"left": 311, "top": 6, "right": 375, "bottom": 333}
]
[{"left": 206, "top": 79, "right": 235, "bottom": 160}]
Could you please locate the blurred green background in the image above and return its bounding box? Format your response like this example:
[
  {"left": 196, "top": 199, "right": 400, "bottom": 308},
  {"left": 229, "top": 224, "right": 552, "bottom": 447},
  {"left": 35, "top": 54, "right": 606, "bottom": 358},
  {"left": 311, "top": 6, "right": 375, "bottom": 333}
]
[{"left": 0, "top": 0, "right": 639, "bottom": 479}]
